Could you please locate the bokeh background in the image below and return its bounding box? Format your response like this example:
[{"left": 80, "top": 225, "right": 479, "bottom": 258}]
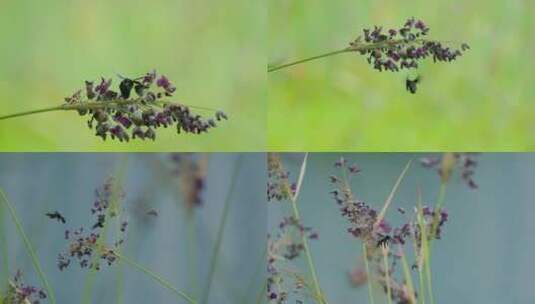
[
  {"left": 0, "top": 0, "right": 265, "bottom": 151},
  {"left": 0, "top": 153, "right": 266, "bottom": 303},
  {"left": 268, "top": 1, "right": 535, "bottom": 151},
  {"left": 269, "top": 153, "right": 535, "bottom": 303}
]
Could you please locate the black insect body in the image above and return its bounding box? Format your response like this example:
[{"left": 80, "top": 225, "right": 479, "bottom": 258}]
[
  {"left": 92, "top": 214, "right": 106, "bottom": 229},
  {"left": 405, "top": 75, "right": 421, "bottom": 94},
  {"left": 46, "top": 211, "right": 66, "bottom": 224},
  {"left": 146, "top": 209, "right": 159, "bottom": 217},
  {"left": 118, "top": 74, "right": 145, "bottom": 99},
  {"left": 376, "top": 235, "right": 392, "bottom": 248},
  {"left": 119, "top": 78, "right": 135, "bottom": 99}
]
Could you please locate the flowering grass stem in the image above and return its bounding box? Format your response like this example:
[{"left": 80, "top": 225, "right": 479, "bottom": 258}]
[
  {"left": 289, "top": 153, "right": 328, "bottom": 304},
  {"left": 82, "top": 156, "right": 128, "bottom": 304},
  {"left": 398, "top": 244, "right": 417, "bottom": 304},
  {"left": 0, "top": 100, "right": 219, "bottom": 121},
  {"left": 267, "top": 38, "right": 435, "bottom": 73},
  {"left": 416, "top": 188, "right": 435, "bottom": 304},
  {"left": 0, "top": 189, "right": 57, "bottom": 304},
  {"left": 362, "top": 243, "right": 375, "bottom": 304},
  {"left": 381, "top": 246, "right": 393, "bottom": 304}
]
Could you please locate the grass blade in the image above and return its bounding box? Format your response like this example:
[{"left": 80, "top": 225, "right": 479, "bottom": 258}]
[
  {"left": 398, "top": 244, "right": 417, "bottom": 304},
  {"left": 0, "top": 189, "right": 56, "bottom": 304},
  {"left": 0, "top": 196, "right": 8, "bottom": 292},
  {"left": 375, "top": 160, "right": 412, "bottom": 228},
  {"left": 201, "top": 155, "right": 243, "bottom": 304},
  {"left": 362, "top": 243, "right": 375, "bottom": 304},
  {"left": 381, "top": 246, "right": 393, "bottom": 304},
  {"left": 289, "top": 153, "right": 328, "bottom": 304},
  {"left": 116, "top": 253, "right": 196, "bottom": 304}
]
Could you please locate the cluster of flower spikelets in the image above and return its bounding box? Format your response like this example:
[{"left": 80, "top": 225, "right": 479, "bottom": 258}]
[{"left": 64, "top": 70, "right": 228, "bottom": 142}]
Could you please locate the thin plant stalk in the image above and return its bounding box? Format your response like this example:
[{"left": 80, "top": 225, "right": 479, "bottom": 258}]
[
  {"left": 201, "top": 156, "right": 243, "bottom": 304},
  {"left": 410, "top": 225, "right": 426, "bottom": 304},
  {"left": 255, "top": 279, "right": 267, "bottom": 304},
  {"left": 116, "top": 253, "right": 196, "bottom": 304},
  {"left": 268, "top": 49, "right": 350, "bottom": 72},
  {"left": 416, "top": 188, "right": 435, "bottom": 304},
  {"left": 268, "top": 39, "right": 430, "bottom": 72},
  {"left": 0, "top": 189, "right": 56, "bottom": 304},
  {"left": 0, "top": 100, "right": 218, "bottom": 121},
  {"left": 246, "top": 247, "right": 267, "bottom": 304},
  {"left": 381, "top": 245, "right": 393, "bottom": 304},
  {"left": 375, "top": 160, "right": 412, "bottom": 229},
  {"left": 187, "top": 212, "right": 199, "bottom": 300},
  {"left": 362, "top": 243, "right": 375, "bottom": 304},
  {"left": 0, "top": 197, "right": 8, "bottom": 291},
  {"left": 289, "top": 153, "right": 327, "bottom": 304},
  {"left": 115, "top": 217, "right": 125, "bottom": 304},
  {"left": 82, "top": 156, "right": 128, "bottom": 304},
  {"left": 398, "top": 244, "right": 417, "bottom": 304},
  {"left": 430, "top": 183, "right": 447, "bottom": 242}
]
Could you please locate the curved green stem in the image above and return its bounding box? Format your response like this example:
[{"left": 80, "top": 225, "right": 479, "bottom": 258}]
[
  {"left": 116, "top": 253, "right": 197, "bottom": 304},
  {"left": 0, "top": 189, "right": 56, "bottom": 304},
  {"left": 0, "top": 105, "right": 64, "bottom": 120},
  {"left": 268, "top": 49, "right": 350, "bottom": 72}
]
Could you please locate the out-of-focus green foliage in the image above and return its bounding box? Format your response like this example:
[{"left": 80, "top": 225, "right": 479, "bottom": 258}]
[
  {"left": 269, "top": 0, "right": 535, "bottom": 151},
  {"left": 0, "top": 0, "right": 265, "bottom": 151}
]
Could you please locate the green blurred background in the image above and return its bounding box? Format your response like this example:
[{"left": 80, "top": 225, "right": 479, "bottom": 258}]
[
  {"left": 268, "top": 0, "right": 535, "bottom": 151},
  {"left": 0, "top": 0, "right": 264, "bottom": 151}
]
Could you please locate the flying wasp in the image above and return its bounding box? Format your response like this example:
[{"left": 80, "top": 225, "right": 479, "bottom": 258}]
[
  {"left": 405, "top": 75, "right": 421, "bottom": 94},
  {"left": 45, "top": 211, "right": 66, "bottom": 224}
]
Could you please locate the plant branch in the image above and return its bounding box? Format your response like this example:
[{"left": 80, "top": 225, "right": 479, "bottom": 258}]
[
  {"left": 268, "top": 49, "right": 350, "bottom": 72},
  {"left": 268, "top": 39, "right": 430, "bottom": 73},
  {"left": 362, "top": 243, "right": 375, "bottom": 304},
  {"left": 289, "top": 153, "right": 328, "bottom": 304},
  {"left": 0, "top": 99, "right": 219, "bottom": 121}
]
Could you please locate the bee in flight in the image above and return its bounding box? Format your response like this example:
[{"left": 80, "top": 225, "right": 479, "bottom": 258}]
[
  {"left": 405, "top": 75, "right": 421, "bottom": 94},
  {"left": 45, "top": 211, "right": 66, "bottom": 224}
]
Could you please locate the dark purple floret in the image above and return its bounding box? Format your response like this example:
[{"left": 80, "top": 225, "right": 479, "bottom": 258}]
[
  {"left": 156, "top": 75, "right": 176, "bottom": 93},
  {"left": 95, "top": 77, "right": 112, "bottom": 95}
]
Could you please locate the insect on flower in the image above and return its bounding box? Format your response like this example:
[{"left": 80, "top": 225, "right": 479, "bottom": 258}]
[
  {"left": 45, "top": 211, "right": 66, "bottom": 224},
  {"left": 376, "top": 235, "right": 392, "bottom": 248},
  {"left": 117, "top": 74, "right": 146, "bottom": 99}
]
